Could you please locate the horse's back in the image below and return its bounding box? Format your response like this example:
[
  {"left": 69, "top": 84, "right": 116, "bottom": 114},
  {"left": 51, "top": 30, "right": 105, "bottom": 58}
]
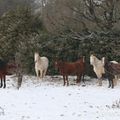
[
  {"left": 37, "top": 56, "right": 49, "bottom": 69},
  {"left": 64, "top": 62, "right": 77, "bottom": 74},
  {"left": 41, "top": 56, "right": 49, "bottom": 64},
  {"left": 109, "top": 62, "right": 120, "bottom": 74},
  {"left": 58, "top": 60, "right": 85, "bottom": 75}
]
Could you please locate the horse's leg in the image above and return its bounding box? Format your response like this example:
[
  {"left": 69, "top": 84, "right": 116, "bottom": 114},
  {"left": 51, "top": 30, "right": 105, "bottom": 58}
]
[
  {"left": 43, "top": 69, "right": 47, "bottom": 78},
  {"left": 0, "top": 76, "right": 3, "bottom": 88},
  {"left": 114, "top": 76, "right": 117, "bottom": 86},
  {"left": 40, "top": 69, "right": 43, "bottom": 78},
  {"left": 76, "top": 75, "right": 79, "bottom": 83},
  {"left": 96, "top": 74, "right": 102, "bottom": 86},
  {"left": 111, "top": 75, "right": 115, "bottom": 88},
  {"left": 98, "top": 78, "right": 102, "bottom": 86},
  {"left": 111, "top": 79, "right": 114, "bottom": 88},
  {"left": 63, "top": 75, "right": 66, "bottom": 86},
  {"left": 3, "top": 75, "right": 6, "bottom": 88},
  {"left": 82, "top": 74, "right": 85, "bottom": 84},
  {"left": 108, "top": 78, "right": 111, "bottom": 88},
  {"left": 76, "top": 74, "right": 81, "bottom": 84},
  {"left": 35, "top": 69, "right": 39, "bottom": 79},
  {"left": 79, "top": 74, "right": 82, "bottom": 83},
  {"left": 66, "top": 75, "right": 69, "bottom": 86},
  {"left": 108, "top": 75, "right": 114, "bottom": 88}
]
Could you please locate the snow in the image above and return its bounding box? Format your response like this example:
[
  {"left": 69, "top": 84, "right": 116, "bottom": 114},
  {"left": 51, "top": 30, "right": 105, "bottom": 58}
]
[{"left": 0, "top": 75, "right": 120, "bottom": 120}]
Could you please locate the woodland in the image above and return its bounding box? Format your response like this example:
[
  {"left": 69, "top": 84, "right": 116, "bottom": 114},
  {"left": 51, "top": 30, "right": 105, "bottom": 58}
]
[{"left": 0, "top": 0, "right": 120, "bottom": 76}]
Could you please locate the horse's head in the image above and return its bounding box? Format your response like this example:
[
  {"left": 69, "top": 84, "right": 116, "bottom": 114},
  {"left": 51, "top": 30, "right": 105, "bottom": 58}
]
[
  {"left": 54, "top": 60, "right": 63, "bottom": 70},
  {"left": 34, "top": 52, "right": 40, "bottom": 63},
  {"left": 81, "top": 56, "right": 85, "bottom": 62},
  {"left": 90, "top": 54, "right": 95, "bottom": 65},
  {"left": 76, "top": 56, "right": 85, "bottom": 63},
  {"left": 54, "top": 60, "right": 59, "bottom": 69},
  {"left": 54, "top": 56, "right": 59, "bottom": 67}
]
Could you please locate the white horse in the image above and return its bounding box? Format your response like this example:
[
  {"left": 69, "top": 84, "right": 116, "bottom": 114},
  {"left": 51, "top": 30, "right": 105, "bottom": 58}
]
[
  {"left": 34, "top": 52, "right": 49, "bottom": 79},
  {"left": 90, "top": 54, "right": 105, "bottom": 86}
]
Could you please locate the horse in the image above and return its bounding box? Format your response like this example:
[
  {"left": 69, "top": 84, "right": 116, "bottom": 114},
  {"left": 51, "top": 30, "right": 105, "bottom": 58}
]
[
  {"left": 54, "top": 57, "right": 85, "bottom": 86},
  {"left": 34, "top": 52, "right": 49, "bottom": 79},
  {"left": 0, "top": 59, "right": 17, "bottom": 88},
  {"left": 104, "top": 58, "right": 120, "bottom": 88},
  {"left": 110, "top": 61, "right": 120, "bottom": 85},
  {"left": 90, "top": 54, "right": 105, "bottom": 86},
  {"left": 75, "top": 57, "right": 86, "bottom": 83}
]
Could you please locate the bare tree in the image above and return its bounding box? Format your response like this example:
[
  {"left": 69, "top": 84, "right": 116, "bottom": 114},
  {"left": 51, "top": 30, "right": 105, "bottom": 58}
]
[
  {"left": 40, "top": 0, "right": 120, "bottom": 33},
  {"left": 41, "top": 0, "right": 86, "bottom": 33},
  {"left": 81, "top": 0, "right": 120, "bottom": 30}
]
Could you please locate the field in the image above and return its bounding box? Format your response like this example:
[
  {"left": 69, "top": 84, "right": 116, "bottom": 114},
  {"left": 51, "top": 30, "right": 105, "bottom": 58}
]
[{"left": 0, "top": 75, "right": 120, "bottom": 120}]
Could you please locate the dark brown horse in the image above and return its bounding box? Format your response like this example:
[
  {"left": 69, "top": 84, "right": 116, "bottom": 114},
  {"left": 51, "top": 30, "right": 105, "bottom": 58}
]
[
  {"left": 54, "top": 57, "right": 85, "bottom": 86},
  {"left": 0, "top": 59, "right": 17, "bottom": 88},
  {"left": 104, "top": 58, "right": 120, "bottom": 88}
]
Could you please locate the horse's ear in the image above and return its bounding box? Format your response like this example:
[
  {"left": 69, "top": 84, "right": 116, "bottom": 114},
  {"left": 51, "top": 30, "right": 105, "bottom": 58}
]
[
  {"left": 34, "top": 52, "right": 37, "bottom": 55},
  {"left": 34, "top": 51, "right": 39, "bottom": 55},
  {"left": 90, "top": 54, "right": 94, "bottom": 58},
  {"left": 83, "top": 56, "right": 85, "bottom": 62},
  {"left": 90, "top": 51, "right": 95, "bottom": 56},
  {"left": 102, "top": 57, "right": 105, "bottom": 65}
]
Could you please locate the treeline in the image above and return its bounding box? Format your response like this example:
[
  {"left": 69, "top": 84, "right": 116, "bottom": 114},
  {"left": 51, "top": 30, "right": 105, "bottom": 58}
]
[{"left": 0, "top": 0, "right": 120, "bottom": 76}]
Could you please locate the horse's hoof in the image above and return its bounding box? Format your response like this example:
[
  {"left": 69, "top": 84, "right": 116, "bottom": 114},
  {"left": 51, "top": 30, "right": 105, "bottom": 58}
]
[{"left": 67, "top": 83, "right": 69, "bottom": 86}]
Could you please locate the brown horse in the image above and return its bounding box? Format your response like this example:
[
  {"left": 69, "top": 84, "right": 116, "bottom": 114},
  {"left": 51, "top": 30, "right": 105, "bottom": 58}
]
[
  {"left": 54, "top": 57, "right": 85, "bottom": 86},
  {"left": 0, "top": 59, "right": 17, "bottom": 88}
]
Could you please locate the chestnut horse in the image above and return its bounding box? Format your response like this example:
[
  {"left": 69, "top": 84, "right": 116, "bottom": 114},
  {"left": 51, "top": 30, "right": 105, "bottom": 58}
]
[
  {"left": 54, "top": 57, "right": 85, "bottom": 86},
  {"left": 0, "top": 59, "right": 17, "bottom": 88}
]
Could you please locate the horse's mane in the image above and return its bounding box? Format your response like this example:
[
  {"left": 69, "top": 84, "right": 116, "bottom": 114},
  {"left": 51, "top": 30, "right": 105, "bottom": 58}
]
[
  {"left": 76, "top": 56, "right": 85, "bottom": 62},
  {"left": 34, "top": 52, "right": 41, "bottom": 62},
  {"left": 90, "top": 55, "right": 104, "bottom": 66}
]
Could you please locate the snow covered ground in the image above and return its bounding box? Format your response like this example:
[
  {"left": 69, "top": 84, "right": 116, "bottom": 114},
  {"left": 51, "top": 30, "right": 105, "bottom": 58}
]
[{"left": 0, "top": 75, "right": 120, "bottom": 120}]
